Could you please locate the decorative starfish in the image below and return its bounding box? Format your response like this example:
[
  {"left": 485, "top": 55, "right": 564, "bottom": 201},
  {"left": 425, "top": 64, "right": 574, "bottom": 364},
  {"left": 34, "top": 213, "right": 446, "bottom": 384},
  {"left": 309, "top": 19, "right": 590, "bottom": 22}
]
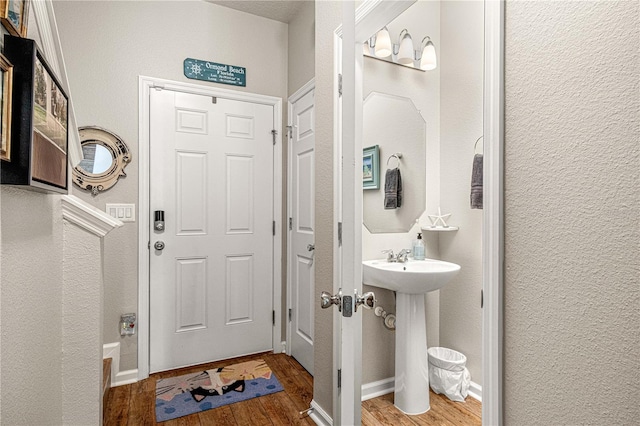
[{"left": 427, "top": 207, "right": 451, "bottom": 228}]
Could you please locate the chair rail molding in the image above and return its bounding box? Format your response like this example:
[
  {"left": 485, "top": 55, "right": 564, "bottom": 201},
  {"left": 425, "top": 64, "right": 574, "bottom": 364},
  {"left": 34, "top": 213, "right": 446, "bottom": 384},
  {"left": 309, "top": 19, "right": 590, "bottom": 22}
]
[{"left": 61, "top": 195, "right": 123, "bottom": 237}]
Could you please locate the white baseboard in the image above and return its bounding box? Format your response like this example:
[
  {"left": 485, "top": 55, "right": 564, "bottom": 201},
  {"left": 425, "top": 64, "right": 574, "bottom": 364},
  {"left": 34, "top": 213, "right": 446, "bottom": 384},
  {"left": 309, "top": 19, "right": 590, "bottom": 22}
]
[
  {"left": 309, "top": 399, "right": 333, "bottom": 426},
  {"left": 361, "top": 377, "right": 395, "bottom": 401},
  {"left": 103, "top": 342, "right": 120, "bottom": 386},
  {"left": 468, "top": 380, "right": 482, "bottom": 402},
  {"left": 359, "top": 377, "right": 481, "bottom": 403},
  {"left": 114, "top": 369, "right": 138, "bottom": 387}
]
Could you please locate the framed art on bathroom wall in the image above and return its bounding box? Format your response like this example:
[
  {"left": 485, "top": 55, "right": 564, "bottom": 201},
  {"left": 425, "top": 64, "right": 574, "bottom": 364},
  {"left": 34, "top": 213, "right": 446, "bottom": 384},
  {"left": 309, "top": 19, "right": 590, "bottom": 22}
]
[
  {"left": 1, "top": 35, "right": 68, "bottom": 193},
  {"left": 0, "top": 0, "right": 30, "bottom": 37},
  {"left": 363, "top": 145, "right": 380, "bottom": 190},
  {"left": 0, "top": 53, "right": 13, "bottom": 162}
]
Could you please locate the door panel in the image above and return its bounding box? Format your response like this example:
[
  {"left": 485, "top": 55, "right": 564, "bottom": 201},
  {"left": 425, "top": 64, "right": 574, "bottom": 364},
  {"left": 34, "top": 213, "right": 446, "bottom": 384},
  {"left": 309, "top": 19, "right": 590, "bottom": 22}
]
[
  {"left": 290, "top": 86, "right": 316, "bottom": 375},
  {"left": 225, "top": 255, "right": 254, "bottom": 324},
  {"left": 176, "top": 151, "right": 207, "bottom": 234},
  {"left": 149, "top": 89, "right": 274, "bottom": 373},
  {"left": 175, "top": 257, "right": 207, "bottom": 332},
  {"left": 226, "top": 155, "right": 254, "bottom": 233}
]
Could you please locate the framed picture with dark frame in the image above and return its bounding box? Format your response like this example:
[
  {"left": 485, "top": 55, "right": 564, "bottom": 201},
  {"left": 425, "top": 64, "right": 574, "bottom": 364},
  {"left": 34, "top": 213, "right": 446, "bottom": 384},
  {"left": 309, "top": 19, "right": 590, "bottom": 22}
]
[
  {"left": 1, "top": 35, "right": 68, "bottom": 193},
  {"left": 0, "top": 53, "right": 13, "bottom": 162},
  {"left": 363, "top": 145, "right": 380, "bottom": 190},
  {"left": 0, "top": 0, "right": 29, "bottom": 37}
]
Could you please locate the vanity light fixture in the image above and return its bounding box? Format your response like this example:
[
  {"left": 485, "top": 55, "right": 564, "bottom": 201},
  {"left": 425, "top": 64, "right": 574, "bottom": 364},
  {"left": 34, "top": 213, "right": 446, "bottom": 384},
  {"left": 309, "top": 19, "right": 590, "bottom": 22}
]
[
  {"left": 366, "top": 28, "right": 437, "bottom": 71},
  {"left": 373, "top": 27, "right": 392, "bottom": 57},
  {"left": 395, "top": 29, "right": 414, "bottom": 66},
  {"left": 418, "top": 36, "right": 437, "bottom": 71}
]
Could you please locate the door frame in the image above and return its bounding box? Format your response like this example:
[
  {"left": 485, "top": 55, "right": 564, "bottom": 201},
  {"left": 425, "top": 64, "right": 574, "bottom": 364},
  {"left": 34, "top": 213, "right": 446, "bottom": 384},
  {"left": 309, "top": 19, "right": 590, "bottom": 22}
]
[
  {"left": 286, "top": 78, "right": 316, "bottom": 359},
  {"left": 335, "top": 0, "right": 504, "bottom": 424},
  {"left": 137, "top": 76, "right": 283, "bottom": 380}
]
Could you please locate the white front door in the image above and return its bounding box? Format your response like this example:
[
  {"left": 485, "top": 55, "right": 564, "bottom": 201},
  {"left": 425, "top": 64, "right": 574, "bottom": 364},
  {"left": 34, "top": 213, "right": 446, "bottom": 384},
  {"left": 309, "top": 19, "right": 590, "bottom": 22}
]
[
  {"left": 149, "top": 88, "right": 275, "bottom": 373},
  {"left": 288, "top": 83, "right": 315, "bottom": 375}
]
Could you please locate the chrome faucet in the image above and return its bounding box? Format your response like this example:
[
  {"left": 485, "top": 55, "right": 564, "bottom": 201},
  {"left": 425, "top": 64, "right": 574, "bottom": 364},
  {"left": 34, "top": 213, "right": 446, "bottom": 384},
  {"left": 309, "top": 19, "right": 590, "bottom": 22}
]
[
  {"left": 396, "top": 249, "right": 412, "bottom": 263},
  {"left": 382, "top": 249, "right": 412, "bottom": 263},
  {"left": 382, "top": 249, "right": 395, "bottom": 262}
]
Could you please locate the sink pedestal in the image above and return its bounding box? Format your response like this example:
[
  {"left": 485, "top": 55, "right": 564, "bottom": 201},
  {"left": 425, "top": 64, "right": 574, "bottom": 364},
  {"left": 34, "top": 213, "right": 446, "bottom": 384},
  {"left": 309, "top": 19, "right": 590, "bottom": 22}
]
[
  {"left": 394, "top": 293, "right": 430, "bottom": 415},
  {"left": 362, "top": 258, "right": 461, "bottom": 415}
]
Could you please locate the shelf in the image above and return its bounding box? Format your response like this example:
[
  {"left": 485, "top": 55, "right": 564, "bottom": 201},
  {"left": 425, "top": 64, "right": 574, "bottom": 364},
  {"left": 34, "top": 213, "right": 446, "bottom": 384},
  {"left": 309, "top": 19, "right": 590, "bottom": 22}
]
[{"left": 421, "top": 226, "right": 459, "bottom": 232}]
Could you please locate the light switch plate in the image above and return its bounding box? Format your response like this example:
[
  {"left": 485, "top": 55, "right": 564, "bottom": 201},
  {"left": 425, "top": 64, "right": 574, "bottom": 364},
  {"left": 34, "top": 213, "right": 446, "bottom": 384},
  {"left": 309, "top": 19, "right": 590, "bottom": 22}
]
[{"left": 106, "top": 203, "right": 136, "bottom": 222}]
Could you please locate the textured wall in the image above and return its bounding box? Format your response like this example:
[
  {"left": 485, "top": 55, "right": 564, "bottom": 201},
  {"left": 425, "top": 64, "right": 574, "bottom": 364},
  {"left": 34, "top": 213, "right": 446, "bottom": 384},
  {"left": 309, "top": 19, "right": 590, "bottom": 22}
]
[
  {"left": 313, "top": 0, "right": 341, "bottom": 414},
  {"left": 288, "top": 0, "right": 315, "bottom": 96},
  {"left": 438, "top": 0, "right": 484, "bottom": 386},
  {"left": 62, "top": 223, "right": 103, "bottom": 425},
  {"left": 504, "top": 0, "right": 640, "bottom": 423},
  {"left": 54, "top": 0, "right": 289, "bottom": 371},
  {"left": 0, "top": 188, "right": 64, "bottom": 425}
]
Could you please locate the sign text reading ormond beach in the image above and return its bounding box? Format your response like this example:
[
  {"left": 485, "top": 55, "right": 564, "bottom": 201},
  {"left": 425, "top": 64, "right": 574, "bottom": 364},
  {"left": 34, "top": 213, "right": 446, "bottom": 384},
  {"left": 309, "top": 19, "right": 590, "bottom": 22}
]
[{"left": 183, "top": 58, "right": 246, "bottom": 87}]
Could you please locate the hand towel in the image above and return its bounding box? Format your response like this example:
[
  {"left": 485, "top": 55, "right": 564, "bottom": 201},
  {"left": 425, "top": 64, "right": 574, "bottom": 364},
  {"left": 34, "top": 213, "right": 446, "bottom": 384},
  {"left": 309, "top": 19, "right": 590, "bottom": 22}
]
[
  {"left": 384, "top": 168, "right": 403, "bottom": 209},
  {"left": 470, "top": 154, "right": 483, "bottom": 209}
]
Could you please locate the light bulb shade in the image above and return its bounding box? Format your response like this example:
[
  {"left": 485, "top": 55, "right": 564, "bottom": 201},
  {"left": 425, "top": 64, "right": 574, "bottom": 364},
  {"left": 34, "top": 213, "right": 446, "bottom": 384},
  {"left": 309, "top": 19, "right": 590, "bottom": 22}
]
[
  {"left": 397, "top": 32, "right": 414, "bottom": 65},
  {"left": 420, "top": 40, "right": 437, "bottom": 70},
  {"left": 374, "top": 28, "right": 392, "bottom": 58}
]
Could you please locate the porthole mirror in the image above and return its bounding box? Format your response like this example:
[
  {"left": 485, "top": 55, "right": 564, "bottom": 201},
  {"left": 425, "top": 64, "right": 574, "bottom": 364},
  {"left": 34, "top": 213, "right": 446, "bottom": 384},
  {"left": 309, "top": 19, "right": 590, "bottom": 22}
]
[{"left": 72, "top": 126, "right": 131, "bottom": 195}]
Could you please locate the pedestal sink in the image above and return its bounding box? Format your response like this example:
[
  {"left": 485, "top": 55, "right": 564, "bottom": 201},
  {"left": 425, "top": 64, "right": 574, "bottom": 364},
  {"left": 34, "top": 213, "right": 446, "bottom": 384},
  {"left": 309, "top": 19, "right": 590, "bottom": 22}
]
[{"left": 362, "top": 258, "right": 460, "bottom": 415}]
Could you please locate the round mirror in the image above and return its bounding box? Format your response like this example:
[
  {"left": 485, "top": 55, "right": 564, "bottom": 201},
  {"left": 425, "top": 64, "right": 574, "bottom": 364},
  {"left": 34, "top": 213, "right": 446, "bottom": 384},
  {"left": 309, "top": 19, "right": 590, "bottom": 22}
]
[
  {"left": 72, "top": 127, "right": 131, "bottom": 195},
  {"left": 78, "top": 142, "right": 114, "bottom": 175}
]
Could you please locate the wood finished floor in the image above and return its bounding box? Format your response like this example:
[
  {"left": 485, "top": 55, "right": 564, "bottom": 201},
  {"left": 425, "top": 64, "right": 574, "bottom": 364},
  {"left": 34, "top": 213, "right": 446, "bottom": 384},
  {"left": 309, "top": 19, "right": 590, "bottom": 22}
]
[{"left": 104, "top": 352, "right": 481, "bottom": 425}]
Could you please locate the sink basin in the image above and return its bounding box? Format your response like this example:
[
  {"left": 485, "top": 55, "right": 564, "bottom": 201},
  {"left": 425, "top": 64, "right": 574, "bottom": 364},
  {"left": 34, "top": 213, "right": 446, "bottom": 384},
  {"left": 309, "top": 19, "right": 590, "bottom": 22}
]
[
  {"left": 362, "top": 258, "right": 461, "bottom": 415},
  {"left": 362, "top": 258, "right": 460, "bottom": 294}
]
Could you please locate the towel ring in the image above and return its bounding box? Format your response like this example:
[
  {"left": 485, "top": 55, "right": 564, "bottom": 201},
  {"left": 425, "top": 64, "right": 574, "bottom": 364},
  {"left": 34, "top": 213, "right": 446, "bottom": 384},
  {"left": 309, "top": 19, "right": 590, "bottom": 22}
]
[
  {"left": 474, "top": 136, "right": 484, "bottom": 154},
  {"left": 386, "top": 153, "right": 402, "bottom": 168}
]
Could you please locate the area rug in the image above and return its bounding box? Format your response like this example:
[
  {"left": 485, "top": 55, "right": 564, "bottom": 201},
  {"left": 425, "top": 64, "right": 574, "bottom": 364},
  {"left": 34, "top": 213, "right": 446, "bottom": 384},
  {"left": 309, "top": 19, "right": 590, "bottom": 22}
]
[{"left": 155, "top": 359, "right": 283, "bottom": 422}]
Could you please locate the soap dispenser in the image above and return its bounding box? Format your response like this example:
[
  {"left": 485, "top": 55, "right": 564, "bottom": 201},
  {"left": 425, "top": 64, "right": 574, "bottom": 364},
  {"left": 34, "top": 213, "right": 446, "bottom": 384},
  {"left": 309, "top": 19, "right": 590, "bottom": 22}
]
[{"left": 413, "top": 232, "right": 425, "bottom": 260}]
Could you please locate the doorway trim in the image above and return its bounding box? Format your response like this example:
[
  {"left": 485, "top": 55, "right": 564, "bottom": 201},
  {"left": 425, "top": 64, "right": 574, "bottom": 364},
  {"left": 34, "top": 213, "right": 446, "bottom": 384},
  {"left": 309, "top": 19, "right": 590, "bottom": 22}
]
[
  {"left": 286, "top": 78, "right": 316, "bottom": 359},
  {"left": 334, "top": 0, "right": 504, "bottom": 424},
  {"left": 137, "top": 75, "right": 283, "bottom": 380},
  {"left": 481, "top": 1, "right": 505, "bottom": 424}
]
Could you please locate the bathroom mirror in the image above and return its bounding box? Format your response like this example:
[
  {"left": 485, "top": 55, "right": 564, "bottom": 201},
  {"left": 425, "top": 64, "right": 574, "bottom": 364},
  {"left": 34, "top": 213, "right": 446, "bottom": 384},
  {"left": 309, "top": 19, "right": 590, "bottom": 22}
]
[
  {"left": 362, "top": 92, "right": 426, "bottom": 233},
  {"left": 72, "top": 126, "right": 131, "bottom": 195}
]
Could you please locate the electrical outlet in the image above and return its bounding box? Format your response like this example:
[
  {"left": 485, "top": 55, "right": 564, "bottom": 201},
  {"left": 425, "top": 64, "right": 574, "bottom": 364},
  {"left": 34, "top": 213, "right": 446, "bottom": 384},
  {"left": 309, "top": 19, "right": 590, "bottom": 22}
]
[
  {"left": 106, "top": 203, "right": 136, "bottom": 222},
  {"left": 120, "top": 313, "right": 136, "bottom": 336}
]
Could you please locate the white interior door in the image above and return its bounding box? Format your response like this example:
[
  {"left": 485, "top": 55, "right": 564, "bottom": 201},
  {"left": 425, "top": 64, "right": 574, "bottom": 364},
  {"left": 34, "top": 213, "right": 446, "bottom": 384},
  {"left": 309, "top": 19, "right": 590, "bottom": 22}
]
[
  {"left": 149, "top": 88, "right": 275, "bottom": 373},
  {"left": 289, "top": 84, "right": 316, "bottom": 375},
  {"left": 337, "top": 2, "right": 362, "bottom": 424}
]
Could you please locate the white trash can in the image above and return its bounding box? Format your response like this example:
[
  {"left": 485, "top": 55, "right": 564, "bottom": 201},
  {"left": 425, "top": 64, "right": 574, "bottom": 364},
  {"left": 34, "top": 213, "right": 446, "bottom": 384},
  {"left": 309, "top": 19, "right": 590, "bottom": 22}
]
[{"left": 427, "top": 347, "right": 470, "bottom": 402}]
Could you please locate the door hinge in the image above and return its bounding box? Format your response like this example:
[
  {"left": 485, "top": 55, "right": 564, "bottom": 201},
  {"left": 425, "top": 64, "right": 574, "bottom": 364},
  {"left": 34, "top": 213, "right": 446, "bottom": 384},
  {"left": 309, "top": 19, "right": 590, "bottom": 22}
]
[
  {"left": 481, "top": 289, "right": 484, "bottom": 308},
  {"left": 338, "top": 222, "right": 343, "bottom": 247},
  {"left": 289, "top": 217, "right": 293, "bottom": 231},
  {"left": 337, "top": 369, "right": 342, "bottom": 389},
  {"left": 272, "top": 310, "right": 275, "bottom": 326},
  {"left": 288, "top": 308, "right": 292, "bottom": 322},
  {"left": 211, "top": 96, "right": 217, "bottom": 104},
  {"left": 147, "top": 241, "right": 150, "bottom": 249},
  {"left": 338, "top": 74, "right": 342, "bottom": 97},
  {"left": 273, "top": 220, "right": 276, "bottom": 236},
  {"left": 152, "top": 83, "right": 165, "bottom": 91},
  {"left": 271, "top": 129, "right": 277, "bottom": 145},
  {"left": 286, "top": 125, "right": 293, "bottom": 139}
]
